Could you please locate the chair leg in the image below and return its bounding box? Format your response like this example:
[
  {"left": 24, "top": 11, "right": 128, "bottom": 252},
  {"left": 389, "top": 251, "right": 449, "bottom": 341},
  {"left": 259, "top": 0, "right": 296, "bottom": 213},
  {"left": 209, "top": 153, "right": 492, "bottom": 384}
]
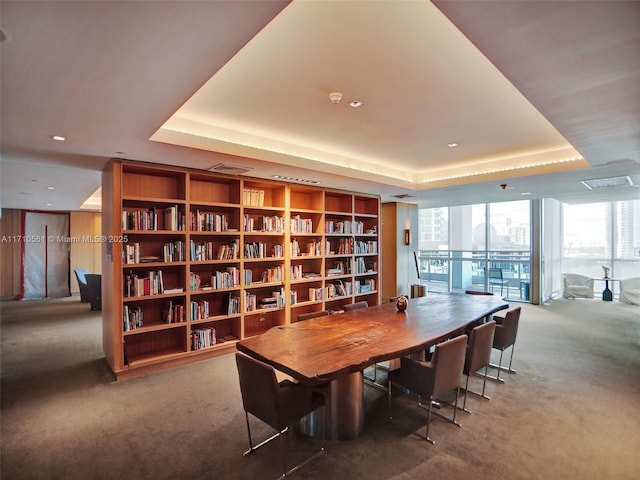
[
  {"left": 506, "top": 344, "right": 517, "bottom": 373},
  {"left": 489, "top": 346, "right": 517, "bottom": 375},
  {"left": 243, "top": 412, "right": 286, "bottom": 457},
  {"left": 425, "top": 398, "right": 435, "bottom": 445},
  {"left": 462, "top": 374, "right": 470, "bottom": 413}
]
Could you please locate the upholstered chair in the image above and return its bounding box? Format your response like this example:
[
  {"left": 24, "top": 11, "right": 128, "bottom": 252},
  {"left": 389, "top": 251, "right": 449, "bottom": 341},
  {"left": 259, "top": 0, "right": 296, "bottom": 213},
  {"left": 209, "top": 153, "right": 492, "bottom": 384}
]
[
  {"left": 235, "top": 352, "right": 326, "bottom": 479},
  {"left": 489, "top": 306, "right": 521, "bottom": 382},
  {"left": 462, "top": 320, "right": 496, "bottom": 412},
  {"left": 297, "top": 310, "right": 329, "bottom": 321},
  {"left": 561, "top": 273, "right": 594, "bottom": 299},
  {"left": 388, "top": 334, "right": 467, "bottom": 445}
]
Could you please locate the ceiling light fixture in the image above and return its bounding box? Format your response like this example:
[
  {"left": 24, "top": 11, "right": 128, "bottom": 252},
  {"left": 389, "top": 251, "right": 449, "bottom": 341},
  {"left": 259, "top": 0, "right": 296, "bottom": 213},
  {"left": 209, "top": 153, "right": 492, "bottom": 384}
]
[
  {"left": 349, "top": 100, "right": 363, "bottom": 108},
  {"left": 272, "top": 175, "right": 320, "bottom": 185},
  {"left": 447, "top": 143, "right": 458, "bottom": 148},
  {"left": 329, "top": 92, "right": 343, "bottom": 105},
  {"left": 51, "top": 135, "right": 66, "bottom": 142},
  {"left": 47, "top": 186, "right": 55, "bottom": 190}
]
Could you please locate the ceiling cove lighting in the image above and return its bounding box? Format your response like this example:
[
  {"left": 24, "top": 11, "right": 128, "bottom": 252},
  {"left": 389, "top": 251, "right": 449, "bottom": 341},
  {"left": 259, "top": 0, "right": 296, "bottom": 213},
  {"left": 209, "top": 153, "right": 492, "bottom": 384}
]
[
  {"left": 421, "top": 157, "right": 582, "bottom": 184},
  {"left": 580, "top": 176, "right": 633, "bottom": 190}
]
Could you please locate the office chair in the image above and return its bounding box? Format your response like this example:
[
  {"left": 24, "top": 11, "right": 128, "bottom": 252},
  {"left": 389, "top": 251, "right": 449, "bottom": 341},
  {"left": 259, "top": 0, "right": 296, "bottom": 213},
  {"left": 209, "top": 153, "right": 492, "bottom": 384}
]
[
  {"left": 461, "top": 320, "right": 496, "bottom": 413},
  {"left": 388, "top": 334, "right": 467, "bottom": 445},
  {"left": 235, "top": 353, "right": 325, "bottom": 479}
]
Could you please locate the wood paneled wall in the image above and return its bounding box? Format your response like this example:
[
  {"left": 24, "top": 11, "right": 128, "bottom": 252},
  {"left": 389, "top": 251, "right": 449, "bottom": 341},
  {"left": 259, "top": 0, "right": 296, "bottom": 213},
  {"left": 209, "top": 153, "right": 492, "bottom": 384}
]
[{"left": 0, "top": 209, "right": 22, "bottom": 300}]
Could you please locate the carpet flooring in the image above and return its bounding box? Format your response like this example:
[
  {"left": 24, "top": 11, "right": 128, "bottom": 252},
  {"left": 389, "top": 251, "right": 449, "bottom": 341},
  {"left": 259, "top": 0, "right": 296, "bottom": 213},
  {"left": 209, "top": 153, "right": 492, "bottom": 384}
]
[{"left": 1, "top": 296, "right": 639, "bottom": 480}]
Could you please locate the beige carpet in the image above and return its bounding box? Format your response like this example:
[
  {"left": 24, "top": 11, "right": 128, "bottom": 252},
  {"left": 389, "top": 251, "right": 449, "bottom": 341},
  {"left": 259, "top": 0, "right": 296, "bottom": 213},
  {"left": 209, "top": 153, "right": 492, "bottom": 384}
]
[{"left": 1, "top": 296, "right": 639, "bottom": 480}]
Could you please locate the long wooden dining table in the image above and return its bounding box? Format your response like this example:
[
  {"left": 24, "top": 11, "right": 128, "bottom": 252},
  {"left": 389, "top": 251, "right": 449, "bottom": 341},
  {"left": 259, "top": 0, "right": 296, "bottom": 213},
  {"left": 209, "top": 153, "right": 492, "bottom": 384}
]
[{"left": 236, "top": 292, "right": 509, "bottom": 440}]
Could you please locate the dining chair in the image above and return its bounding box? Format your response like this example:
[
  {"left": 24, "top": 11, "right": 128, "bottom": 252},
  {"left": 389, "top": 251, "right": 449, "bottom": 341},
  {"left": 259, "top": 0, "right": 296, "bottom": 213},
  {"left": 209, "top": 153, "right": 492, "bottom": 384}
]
[
  {"left": 343, "top": 301, "right": 368, "bottom": 311},
  {"left": 235, "top": 352, "right": 326, "bottom": 479},
  {"left": 462, "top": 320, "right": 496, "bottom": 413},
  {"left": 488, "top": 306, "right": 521, "bottom": 382},
  {"left": 388, "top": 334, "right": 467, "bottom": 445},
  {"left": 297, "top": 310, "right": 329, "bottom": 321},
  {"left": 465, "top": 289, "right": 494, "bottom": 296}
]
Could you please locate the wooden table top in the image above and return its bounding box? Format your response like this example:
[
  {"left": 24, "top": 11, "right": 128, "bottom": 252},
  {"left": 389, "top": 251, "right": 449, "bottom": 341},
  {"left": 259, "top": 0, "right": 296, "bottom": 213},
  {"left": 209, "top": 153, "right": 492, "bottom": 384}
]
[{"left": 236, "top": 292, "right": 508, "bottom": 385}]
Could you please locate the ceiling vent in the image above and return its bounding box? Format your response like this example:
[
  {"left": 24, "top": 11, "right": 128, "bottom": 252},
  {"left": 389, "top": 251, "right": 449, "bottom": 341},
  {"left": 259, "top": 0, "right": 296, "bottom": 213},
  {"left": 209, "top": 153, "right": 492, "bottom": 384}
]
[
  {"left": 580, "top": 175, "right": 633, "bottom": 190},
  {"left": 208, "top": 163, "right": 255, "bottom": 175},
  {"left": 392, "top": 193, "right": 415, "bottom": 199}
]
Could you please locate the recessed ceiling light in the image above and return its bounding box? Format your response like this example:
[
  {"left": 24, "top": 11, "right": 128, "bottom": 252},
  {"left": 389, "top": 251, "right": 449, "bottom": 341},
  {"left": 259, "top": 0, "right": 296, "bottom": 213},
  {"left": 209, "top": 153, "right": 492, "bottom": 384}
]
[
  {"left": 521, "top": 192, "right": 531, "bottom": 196},
  {"left": 45, "top": 203, "right": 52, "bottom": 207},
  {"left": 47, "top": 186, "right": 55, "bottom": 190},
  {"left": 51, "top": 135, "right": 66, "bottom": 142},
  {"left": 349, "top": 100, "right": 363, "bottom": 108},
  {"left": 447, "top": 143, "right": 458, "bottom": 148}
]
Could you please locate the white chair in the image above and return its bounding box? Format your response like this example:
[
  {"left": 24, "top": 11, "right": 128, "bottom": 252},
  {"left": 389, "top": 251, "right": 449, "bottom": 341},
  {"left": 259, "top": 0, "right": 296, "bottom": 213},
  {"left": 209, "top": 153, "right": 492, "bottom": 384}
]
[
  {"left": 561, "top": 274, "right": 594, "bottom": 299},
  {"left": 619, "top": 277, "right": 640, "bottom": 305}
]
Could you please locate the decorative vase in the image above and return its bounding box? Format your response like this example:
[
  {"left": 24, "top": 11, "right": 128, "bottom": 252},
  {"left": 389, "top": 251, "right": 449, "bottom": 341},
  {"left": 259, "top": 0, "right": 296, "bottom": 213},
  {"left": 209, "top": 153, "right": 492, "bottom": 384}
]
[{"left": 396, "top": 295, "right": 408, "bottom": 312}]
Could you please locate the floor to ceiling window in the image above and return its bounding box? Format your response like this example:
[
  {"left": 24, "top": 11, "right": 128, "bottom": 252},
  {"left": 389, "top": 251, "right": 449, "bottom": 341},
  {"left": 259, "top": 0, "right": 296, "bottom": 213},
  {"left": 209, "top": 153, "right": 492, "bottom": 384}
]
[
  {"left": 560, "top": 199, "right": 640, "bottom": 298},
  {"left": 417, "top": 200, "right": 532, "bottom": 302}
]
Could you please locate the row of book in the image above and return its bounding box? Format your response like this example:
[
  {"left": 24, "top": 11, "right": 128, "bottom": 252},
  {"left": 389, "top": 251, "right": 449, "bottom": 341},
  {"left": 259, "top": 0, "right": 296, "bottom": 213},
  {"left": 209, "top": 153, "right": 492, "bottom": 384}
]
[
  {"left": 190, "top": 211, "right": 234, "bottom": 232},
  {"left": 242, "top": 188, "right": 266, "bottom": 206},
  {"left": 324, "top": 220, "right": 367, "bottom": 234},
  {"left": 355, "top": 278, "right": 376, "bottom": 293},
  {"left": 122, "top": 206, "right": 185, "bottom": 231},
  {"left": 123, "top": 305, "right": 144, "bottom": 331},
  {"left": 291, "top": 238, "right": 323, "bottom": 257},
  {"left": 354, "top": 257, "right": 377, "bottom": 274},
  {"left": 354, "top": 240, "right": 377, "bottom": 254},
  {"left": 190, "top": 300, "right": 210, "bottom": 321},
  {"left": 191, "top": 327, "right": 216, "bottom": 350},
  {"left": 244, "top": 242, "right": 283, "bottom": 259},
  {"left": 244, "top": 288, "right": 285, "bottom": 312},
  {"left": 190, "top": 239, "right": 239, "bottom": 261},
  {"left": 162, "top": 300, "right": 185, "bottom": 323},
  {"left": 290, "top": 215, "right": 315, "bottom": 233},
  {"left": 123, "top": 241, "right": 187, "bottom": 264},
  {"left": 244, "top": 214, "right": 285, "bottom": 232}
]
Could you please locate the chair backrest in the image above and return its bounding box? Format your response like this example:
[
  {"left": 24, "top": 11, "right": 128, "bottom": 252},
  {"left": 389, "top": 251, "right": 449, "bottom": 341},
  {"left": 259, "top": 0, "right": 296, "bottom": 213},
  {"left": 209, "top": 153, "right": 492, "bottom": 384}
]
[
  {"left": 297, "top": 310, "right": 329, "bottom": 321},
  {"left": 431, "top": 334, "right": 468, "bottom": 398},
  {"left": 494, "top": 306, "right": 521, "bottom": 349},
  {"left": 562, "top": 273, "right": 593, "bottom": 287},
  {"left": 465, "top": 321, "right": 496, "bottom": 375},
  {"left": 74, "top": 268, "right": 89, "bottom": 285},
  {"left": 489, "top": 268, "right": 503, "bottom": 280},
  {"left": 465, "top": 290, "right": 494, "bottom": 296},
  {"left": 235, "top": 353, "right": 282, "bottom": 428},
  {"left": 344, "top": 301, "right": 368, "bottom": 311}
]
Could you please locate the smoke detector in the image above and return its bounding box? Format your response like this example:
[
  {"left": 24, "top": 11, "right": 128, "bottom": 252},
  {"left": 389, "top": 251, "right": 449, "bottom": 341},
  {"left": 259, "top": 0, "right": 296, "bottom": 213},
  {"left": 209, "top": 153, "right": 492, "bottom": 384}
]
[{"left": 329, "top": 92, "right": 343, "bottom": 104}]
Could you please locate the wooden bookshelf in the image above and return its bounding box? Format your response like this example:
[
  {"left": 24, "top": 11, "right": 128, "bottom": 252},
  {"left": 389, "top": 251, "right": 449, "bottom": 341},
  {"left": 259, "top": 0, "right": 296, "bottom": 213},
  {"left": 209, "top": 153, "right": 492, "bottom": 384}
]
[{"left": 102, "top": 160, "right": 380, "bottom": 379}]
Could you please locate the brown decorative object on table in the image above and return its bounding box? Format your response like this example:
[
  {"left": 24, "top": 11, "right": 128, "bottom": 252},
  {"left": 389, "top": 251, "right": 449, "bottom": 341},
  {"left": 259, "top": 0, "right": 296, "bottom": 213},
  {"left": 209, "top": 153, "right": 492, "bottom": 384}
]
[{"left": 396, "top": 295, "right": 408, "bottom": 312}]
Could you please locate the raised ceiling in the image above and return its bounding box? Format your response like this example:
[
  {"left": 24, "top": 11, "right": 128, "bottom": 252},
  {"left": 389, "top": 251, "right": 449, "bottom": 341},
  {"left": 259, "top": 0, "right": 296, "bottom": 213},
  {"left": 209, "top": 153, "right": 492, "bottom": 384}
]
[{"left": 1, "top": 0, "right": 639, "bottom": 212}]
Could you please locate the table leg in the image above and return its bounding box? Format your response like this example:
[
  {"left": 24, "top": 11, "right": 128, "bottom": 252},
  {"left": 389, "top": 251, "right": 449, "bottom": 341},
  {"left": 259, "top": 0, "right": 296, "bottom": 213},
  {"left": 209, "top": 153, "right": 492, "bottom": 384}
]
[{"left": 298, "top": 371, "right": 364, "bottom": 441}]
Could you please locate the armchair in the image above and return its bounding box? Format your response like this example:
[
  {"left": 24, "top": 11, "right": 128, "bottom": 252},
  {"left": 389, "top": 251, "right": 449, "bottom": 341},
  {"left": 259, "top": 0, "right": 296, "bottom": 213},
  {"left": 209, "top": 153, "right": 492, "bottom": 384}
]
[
  {"left": 73, "top": 268, "right": 90, "bottom": 303},
  {"left": 561, "top": 273, "right": 594, "bottom": 299},
  {"left": 235, "top": 353, "right": 325, "bottom": 479},
  {"left": 388, "top": 334, "right": 467, "bottom": 444},
  {"left": 619, "top": 277, "right": 640, "bottom": 306}
]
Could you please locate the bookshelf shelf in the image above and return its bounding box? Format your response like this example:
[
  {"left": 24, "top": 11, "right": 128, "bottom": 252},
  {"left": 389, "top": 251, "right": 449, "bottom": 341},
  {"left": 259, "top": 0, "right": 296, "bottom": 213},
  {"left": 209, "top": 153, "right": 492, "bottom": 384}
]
[{"left": 102, "top": 159, "right": 379, "bottom": 379}]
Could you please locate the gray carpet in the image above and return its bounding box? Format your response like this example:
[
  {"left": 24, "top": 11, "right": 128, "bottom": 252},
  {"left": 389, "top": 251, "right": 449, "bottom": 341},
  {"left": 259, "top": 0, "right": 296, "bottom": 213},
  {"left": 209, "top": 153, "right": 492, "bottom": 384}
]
[{"left": 1, "top": 296, "right": 639, "bottom": 480}]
